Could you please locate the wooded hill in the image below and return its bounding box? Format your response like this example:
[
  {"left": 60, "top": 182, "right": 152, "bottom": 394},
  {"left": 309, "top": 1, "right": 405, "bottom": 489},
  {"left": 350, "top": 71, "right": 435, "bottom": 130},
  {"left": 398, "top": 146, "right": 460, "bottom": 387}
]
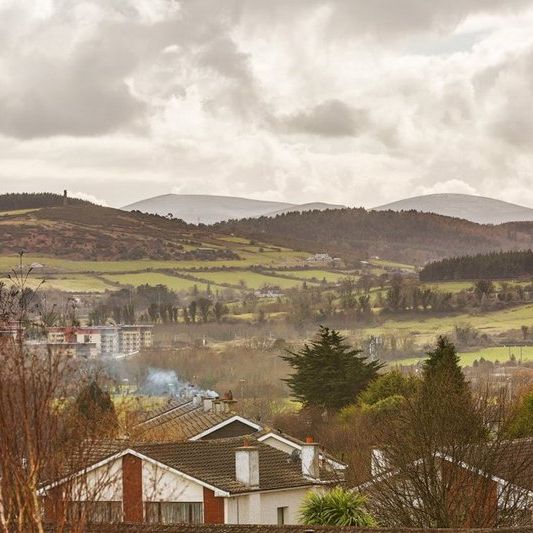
[
  {"left": 0, "top": 203, "right": 239, "bottom": 261},
  {"left": 212, "top": 208, "right": 533, "bottom": 264},
  {"left": 419, "top": 250, "right": 533, "bottom": 281},
  {"left": 2, "top": 194, "right": 533, "bottom": 264},
  {"left": 0, "top": 192, "right": 89, "bottom": 210}
]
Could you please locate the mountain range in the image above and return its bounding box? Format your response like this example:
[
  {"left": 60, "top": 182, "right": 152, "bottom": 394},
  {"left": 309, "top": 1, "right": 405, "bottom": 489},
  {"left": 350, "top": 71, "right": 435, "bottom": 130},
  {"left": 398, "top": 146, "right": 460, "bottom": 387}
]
[
  {"left": 123, "top": 193, "right": 533, "bottom": 225},
  {"left": 374, "top": 193, "right": 533, "bottom": 225},
  {"left": 122, "top": 194, "right": 344, "bottom": 224}
]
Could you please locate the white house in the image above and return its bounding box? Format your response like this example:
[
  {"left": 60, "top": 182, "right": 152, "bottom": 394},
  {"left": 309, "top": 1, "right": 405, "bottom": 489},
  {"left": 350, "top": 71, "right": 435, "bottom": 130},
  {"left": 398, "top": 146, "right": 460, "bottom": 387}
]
[{"left": 40, "top": 437, "right": 338, "bottom": 526}]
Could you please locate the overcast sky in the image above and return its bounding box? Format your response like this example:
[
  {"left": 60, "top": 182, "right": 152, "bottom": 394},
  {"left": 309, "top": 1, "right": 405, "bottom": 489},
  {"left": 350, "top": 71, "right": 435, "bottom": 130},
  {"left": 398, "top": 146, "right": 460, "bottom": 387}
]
[{"left": 2, "top": 0, "right": 533, "bottom": 208}]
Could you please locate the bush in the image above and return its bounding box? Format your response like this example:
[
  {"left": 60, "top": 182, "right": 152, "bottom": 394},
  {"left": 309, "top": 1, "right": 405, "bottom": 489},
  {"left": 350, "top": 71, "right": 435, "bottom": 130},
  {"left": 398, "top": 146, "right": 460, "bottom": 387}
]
[{"left": 300, "top": 487, "right": 376, "bottom": 526}]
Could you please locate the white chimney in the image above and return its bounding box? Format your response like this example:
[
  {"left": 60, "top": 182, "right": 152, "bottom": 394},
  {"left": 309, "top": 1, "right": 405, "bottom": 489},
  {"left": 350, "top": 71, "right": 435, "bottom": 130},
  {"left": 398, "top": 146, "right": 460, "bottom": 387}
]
[
  {"left": 203, "top": 397, "right": 213, "bottom": 412},
  {"left": 235, "top": 439, "right": 259, "bottom": 487},
  {"left": 301, "top": 437, "right": 320, "bottom": 479}
]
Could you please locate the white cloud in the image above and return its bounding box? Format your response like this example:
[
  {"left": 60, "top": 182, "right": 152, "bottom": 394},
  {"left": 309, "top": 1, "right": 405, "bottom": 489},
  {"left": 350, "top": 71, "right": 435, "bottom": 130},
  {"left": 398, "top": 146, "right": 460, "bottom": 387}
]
[{"left": 1, "top": 0, "right": 533, "bottom": 209}]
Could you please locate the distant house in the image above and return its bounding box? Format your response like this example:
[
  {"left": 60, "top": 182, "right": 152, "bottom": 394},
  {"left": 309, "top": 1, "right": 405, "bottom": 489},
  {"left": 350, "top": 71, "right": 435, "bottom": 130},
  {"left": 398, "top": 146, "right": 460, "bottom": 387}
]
[
  {"left": 40, "top": 436, "right": 338, "bottom": 526},
  {"left": 254, "top": 286, "right": 284, "bottom": 299},
  {"left": 306, "top": 253, "right": 333, "bottom": 263}
]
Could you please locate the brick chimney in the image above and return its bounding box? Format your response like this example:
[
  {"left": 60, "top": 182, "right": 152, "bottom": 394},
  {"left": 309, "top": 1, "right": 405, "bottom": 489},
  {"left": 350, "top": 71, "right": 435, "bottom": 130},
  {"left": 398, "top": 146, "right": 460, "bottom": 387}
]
[
  {"left": 235, "top": 438, "right": 259, "bottom": 488},
  {"left": 301, "top": 436, "right": 320, "bottom": 479}
]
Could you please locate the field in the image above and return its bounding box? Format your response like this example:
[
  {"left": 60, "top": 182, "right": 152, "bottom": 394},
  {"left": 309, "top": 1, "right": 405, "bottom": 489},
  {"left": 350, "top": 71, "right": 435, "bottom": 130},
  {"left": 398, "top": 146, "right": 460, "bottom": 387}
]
[
  {"left": 188, "top": 270, "right": 308, "bottom": 290},
  {"left": 102, "top": 272, "right": 209, "bottom": 292},
  {"left": 276, "top": 269, "right": 349, "bottom": 283},
  {"left": 361, "top": 304, "right": 533, "bottom": 345},
  {"left": 0, "top": 253, "right": 324, "bottom": 293},
  {"left": 392, "top": 346, "right": 533, "bottom": 367}
]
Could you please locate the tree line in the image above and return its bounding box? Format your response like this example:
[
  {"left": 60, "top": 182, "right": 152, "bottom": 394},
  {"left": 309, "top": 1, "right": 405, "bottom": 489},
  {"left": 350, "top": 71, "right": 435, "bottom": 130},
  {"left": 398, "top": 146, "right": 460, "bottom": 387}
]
[{"left": 420, "top": 249, "right": 533, "bottom": 281}]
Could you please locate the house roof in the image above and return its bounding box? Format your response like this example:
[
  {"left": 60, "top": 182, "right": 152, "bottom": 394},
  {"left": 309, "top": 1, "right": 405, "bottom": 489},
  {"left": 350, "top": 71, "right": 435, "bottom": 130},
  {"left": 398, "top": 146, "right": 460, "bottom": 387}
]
[
  {"left": 135, "top": 400, "right": 242, "bottom": 441},
  {"left": 256, "top": 430, "right": 347, "bottom": 470},
  {"left": 43, "top": 436, "right": 339, "bottom": 496},
  {"left": 357, "top": 438, "right": 533, "bottom": 494}
]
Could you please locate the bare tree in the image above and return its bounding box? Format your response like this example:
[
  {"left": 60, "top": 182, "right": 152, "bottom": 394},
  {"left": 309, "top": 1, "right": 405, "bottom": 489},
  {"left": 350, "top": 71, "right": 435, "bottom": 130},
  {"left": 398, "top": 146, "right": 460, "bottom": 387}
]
[
  {"left": 0, "top": 256, "right": 121, "bottom": 532},
  {"left": 362, "top": 381, "right": 533, "bottom": 528}
]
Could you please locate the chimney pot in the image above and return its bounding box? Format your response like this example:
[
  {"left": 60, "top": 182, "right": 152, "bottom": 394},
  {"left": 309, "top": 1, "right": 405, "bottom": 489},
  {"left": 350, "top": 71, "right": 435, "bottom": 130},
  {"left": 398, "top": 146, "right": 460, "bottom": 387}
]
[{"left": 305, "top": 436, "right": 314, "bottom": 443}]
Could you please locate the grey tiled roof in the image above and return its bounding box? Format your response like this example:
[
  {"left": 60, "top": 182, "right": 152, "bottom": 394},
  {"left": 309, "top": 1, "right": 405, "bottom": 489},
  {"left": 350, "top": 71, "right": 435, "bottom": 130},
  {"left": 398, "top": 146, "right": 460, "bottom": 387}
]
[{"left": 44, "top": 436, "right": 340, "bottom": 494}]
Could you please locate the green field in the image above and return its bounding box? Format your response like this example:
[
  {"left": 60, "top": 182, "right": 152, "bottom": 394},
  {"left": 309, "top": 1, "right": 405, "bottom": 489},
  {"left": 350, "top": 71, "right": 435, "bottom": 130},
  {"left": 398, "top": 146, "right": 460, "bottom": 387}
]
[
  {"left": 276, "top": 269, "right": 349, "bottom": 283},
  {"left": 0, "top": 274, "right": 115, "bottom": 293},
  {"left": 362, "top": 304, "right": 533, "bottom": 345},
  {"left": 190, "top": 270, "right": 308, "bottom": 290},
  {"left": 102, "top": 272, "right": 209, "bottom": 292},
  {"left": 392, "top": 346, "right": 533, "bottom": 367}
]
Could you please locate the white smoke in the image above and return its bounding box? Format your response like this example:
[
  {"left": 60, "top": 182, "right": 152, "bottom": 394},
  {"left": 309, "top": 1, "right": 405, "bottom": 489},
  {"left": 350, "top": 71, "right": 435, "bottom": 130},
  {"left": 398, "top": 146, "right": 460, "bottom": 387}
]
[{"left": 142, "top": 368, "right": 218, "bottom": 399}]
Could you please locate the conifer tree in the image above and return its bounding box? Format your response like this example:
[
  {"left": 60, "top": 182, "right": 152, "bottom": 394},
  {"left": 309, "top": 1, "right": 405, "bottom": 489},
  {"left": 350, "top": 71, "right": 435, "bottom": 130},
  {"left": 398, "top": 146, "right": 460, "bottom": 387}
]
[
  {"left": 282, "top": 326, "right": 382, "bottom": 410},
  {"left": 74, "top": 380, "right": 118, "bottom": 437}
]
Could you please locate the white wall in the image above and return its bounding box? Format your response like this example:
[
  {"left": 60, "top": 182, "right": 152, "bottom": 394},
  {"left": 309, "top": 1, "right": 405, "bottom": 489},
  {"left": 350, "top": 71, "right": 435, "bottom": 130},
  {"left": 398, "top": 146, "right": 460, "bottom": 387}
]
[
  {"left": 259, "top": 435, "right": 298, "bottom": 455},
  {"left": 225, "top": 487, "right": 316, "bottom": 525},
  {"left": 142, "top": 461, "right": 204, "bottom": 502},
  {"left": 65, "top": 458, "right": 123, "bottom": 501}
]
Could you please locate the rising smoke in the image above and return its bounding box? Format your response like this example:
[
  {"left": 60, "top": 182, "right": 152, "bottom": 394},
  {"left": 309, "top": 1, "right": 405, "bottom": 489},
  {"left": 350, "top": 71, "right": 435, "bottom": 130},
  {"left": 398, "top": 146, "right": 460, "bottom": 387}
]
[{"left": 141, "top": 368, "right": 218, "bottom": 399}]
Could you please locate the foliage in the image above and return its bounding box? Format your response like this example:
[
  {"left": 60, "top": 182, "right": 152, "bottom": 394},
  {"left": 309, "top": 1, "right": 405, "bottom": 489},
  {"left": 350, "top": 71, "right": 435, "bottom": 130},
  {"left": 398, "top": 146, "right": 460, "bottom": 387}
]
[
  {"left": 282, "top": 326, "right": 383, "bottom": 410},
  {"left": 0, "top": 192, "right": 89, "bottom": 210},
  {"left": 300, "top": 487, "right": 376, "bottom": 526},
  {"left": 505, "top": 391, "right": 533, "bottom": 438},
  {"left": 213, "top": 207, "right": 524, "bottom": 264},
  {"left": 420, "top": 249, "right": 533, "bottom": 281},
  {"left": 74, "top": 380, "right": 118, "bottom": 436},
  {"left": 358, "top": 370, "right": 418, "bottom": 406}
]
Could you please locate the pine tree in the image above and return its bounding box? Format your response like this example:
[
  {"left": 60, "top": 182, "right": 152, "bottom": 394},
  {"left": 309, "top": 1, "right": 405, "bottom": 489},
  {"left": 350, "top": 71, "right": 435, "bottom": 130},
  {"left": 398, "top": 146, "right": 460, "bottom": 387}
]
[
  {"left": 423, "top": 336, "right": 466, "bottom": 393},
  {"left": 282, "top": 326, "right": 383, "bottom": 410}
]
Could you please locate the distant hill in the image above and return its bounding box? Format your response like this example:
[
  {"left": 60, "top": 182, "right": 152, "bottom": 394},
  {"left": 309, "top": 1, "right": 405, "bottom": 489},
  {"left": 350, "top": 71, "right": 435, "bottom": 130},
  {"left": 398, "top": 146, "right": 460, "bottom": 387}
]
[
  {"left": 373, "top": 193, "right": 533, "bottom": 224},
  {"left": 265, "top": 202, "right": 345, "bottom": 217},
  {"left": 0, "top": 204, "right": 241, "bottom": 261},
  {"left": 213, "top": 208, "right": 533, "bottom": 264},
  {"left": 0, "top": 192, "right": 89, "bottom": 211},
  {"left": 122, "top": 194, "right": 343, "bottom": 223}
]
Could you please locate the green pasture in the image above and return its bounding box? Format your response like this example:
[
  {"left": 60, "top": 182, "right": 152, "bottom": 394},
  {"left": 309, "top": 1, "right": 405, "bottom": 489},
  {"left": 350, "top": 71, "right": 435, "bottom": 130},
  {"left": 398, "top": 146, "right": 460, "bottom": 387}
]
[
  {"left": 102, "top": 272, "right": 209, "bottom": 292},
  {"left": 391, "top": 345, "right": 533, "bottom": 368},
  {"left": 362, "top": 304, "right": 533, "bottom": 345},
  {"left": 0, "top": 274, "right": 115, "bottom": 293},
  {"left": 276, "top": 269, "right": 348, "bottom": 283},
  {"left": 191, "top": 270, "right": 308, "bottom": 290}
]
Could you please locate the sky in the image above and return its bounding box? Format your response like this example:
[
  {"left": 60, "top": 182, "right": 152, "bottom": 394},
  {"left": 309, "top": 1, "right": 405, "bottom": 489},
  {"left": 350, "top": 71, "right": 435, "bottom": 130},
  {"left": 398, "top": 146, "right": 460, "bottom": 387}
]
[{"left": 1, "top": 0, "right": 533, "bottom": 208}]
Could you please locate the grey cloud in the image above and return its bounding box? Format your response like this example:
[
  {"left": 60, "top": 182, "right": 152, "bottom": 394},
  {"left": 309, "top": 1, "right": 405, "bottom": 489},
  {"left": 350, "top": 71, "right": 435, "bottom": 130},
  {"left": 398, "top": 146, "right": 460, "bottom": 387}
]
[{"left": 280, "top": 100, "right": 368, "bottom": 137}]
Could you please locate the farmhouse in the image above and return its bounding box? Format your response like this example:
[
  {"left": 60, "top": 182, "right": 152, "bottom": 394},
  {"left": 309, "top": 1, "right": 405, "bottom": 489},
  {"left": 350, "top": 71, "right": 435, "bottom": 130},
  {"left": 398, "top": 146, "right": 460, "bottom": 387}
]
[{"left": 40, "top": 437, "right": 338, "bottom": 526}]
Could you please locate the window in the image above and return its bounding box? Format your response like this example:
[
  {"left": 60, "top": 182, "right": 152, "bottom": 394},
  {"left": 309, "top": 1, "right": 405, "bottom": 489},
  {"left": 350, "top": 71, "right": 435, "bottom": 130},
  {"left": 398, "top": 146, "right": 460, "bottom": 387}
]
[
  {"left": 145, "top": 502, "right": 203, "bottom": 524},
  {"left": 277, "top": 506, "right": 288, "bottom": 525},
  {"left": 66, "top": 502, "right": 122, "bottom": 523}
]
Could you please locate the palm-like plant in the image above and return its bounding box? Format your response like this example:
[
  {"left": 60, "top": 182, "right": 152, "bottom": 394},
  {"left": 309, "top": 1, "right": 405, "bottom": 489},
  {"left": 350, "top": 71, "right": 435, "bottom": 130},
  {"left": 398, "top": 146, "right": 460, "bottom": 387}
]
[{"left": 300, "top": 487, "right": 376, "bottom": 527}]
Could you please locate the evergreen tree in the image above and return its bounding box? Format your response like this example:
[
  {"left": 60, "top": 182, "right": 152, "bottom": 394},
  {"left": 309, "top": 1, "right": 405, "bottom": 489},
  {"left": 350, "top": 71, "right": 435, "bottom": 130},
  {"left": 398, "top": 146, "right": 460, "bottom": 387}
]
[
  {"left": 419, "top": 336, "right": 484, "bottom": 443},
  {"left": 423, "top": 336, "right": 466, "bottom": 392},
  {"left": 282, "top": 326, "right": 383, "bottom": 410},
  {"left": 74, "top": 380, "right": 118, "bottom": 437}
]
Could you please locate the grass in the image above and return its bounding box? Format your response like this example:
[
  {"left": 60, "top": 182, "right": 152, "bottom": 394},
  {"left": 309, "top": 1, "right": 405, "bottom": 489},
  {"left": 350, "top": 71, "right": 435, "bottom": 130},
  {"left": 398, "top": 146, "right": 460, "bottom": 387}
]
[
  {"left": 362, "top": 304, "right": 533, "bottom": 345},
  {"left": 391, "top": 346, "right": 533, "bottom": 367},
  {"left": 1, "top": 274, "right": 115, "bottom": 293},
  {"left": 276, "top": 269, "right": 348, "bottom": 283},
  {"left": 190, "top": 270, "right": 309, "bottom": 290},
  {"left": 102, "top": 272, "right": 209, "bottom": 292}
]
